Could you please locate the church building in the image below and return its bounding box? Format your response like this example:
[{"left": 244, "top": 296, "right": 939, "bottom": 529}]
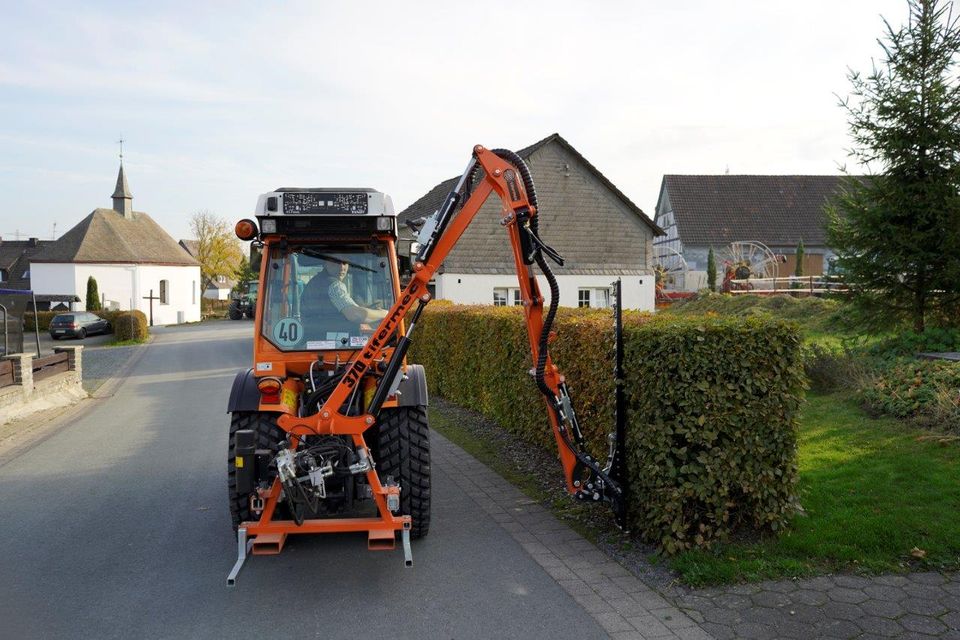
[{"left": 29, "top": 164, "right": 201, "bottom": 324}]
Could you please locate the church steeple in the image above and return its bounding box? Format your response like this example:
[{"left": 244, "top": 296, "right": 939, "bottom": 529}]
[{"left": 112, "top": 163, "right": 133, "bottom": 219}]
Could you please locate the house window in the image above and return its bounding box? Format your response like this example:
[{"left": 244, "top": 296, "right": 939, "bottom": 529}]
[
  {"left": 494, "top": 287, "right": 522, "bottom": 307},
  {"left": 0, "top": 269, "right": 6, "bottom": 282},
  {"left": 160, "top": 280, "right": 170, "bottom": 304},
  {"left": 217, "top": 275, "right": 226, "bottom": 283},
  {"left": 578, "top": 287, "right": 611, "bottom": 309},
  {"left": 595, "top": 288, "right": 610, "bottom": 308},
  {"left": 192, "top": 280, "right": 196, "bottom": 305}
]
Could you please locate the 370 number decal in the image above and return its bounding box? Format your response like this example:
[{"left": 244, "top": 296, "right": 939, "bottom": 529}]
[{"left": 272, "top": 317, "right": 303, "bottom": 348}]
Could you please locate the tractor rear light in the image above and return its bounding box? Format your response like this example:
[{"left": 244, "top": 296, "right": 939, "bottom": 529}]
[
  {"left": 260, "top": 218, "right": 277, "bottom": 234},
  {"left": 376, "top": 217, "right": 392, "bottom": 231},
  {"left": 257, "top": 377, "right": 282, "bottom": 403},
  {"left": 235, "top": 219, "right": 258, "bottom": 240}
]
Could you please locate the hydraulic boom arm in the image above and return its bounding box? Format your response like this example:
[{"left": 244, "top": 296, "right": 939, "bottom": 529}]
[{"left": 277, "top": 145, "right": 627, "bottom": 525}]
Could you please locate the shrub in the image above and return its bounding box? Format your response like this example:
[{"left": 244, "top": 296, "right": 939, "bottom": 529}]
[
  {"left": 410, "top": 305, "right": 804, "bottom": 552},
  {"left": 23, "top": 311, "right": 59, "bottom": 331},
  {"left": 25, "top": 309, "right": 123, "bottom": 331},
  {"left": 112, "top": 310, "right": 149, "bottom": 342},
  {"left": 867, "top": 328, "right": 960, "bottom": 358},
  {"left": 802, "top": 341, "right": 868, "bottom": 394},
  {"left": 861, "top": 359, "right": 960, "bottom": 431},
  {"left": 201, "top": 298, "right": 231, "bottom": 319},
  {"left": 86, "top": 276, "right": 101, "bottom": 311}
]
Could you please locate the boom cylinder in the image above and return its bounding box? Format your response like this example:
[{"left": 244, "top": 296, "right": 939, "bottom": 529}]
[{"left": 367, "top": 301, "right": 427, "bottom": 416}]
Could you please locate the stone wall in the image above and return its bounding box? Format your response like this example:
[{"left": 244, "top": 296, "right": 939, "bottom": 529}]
[{"left": 0, "top": 346, "right": 85, "bottom": 424}]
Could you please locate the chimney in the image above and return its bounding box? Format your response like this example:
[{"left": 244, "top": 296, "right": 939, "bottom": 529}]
[{"left": 112, "top": 163, "right": 133, "bottom": 219}]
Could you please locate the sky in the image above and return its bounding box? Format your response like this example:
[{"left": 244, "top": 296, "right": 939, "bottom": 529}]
[{"left": 0, "top": 0, "right": 907, "bottom": 243}]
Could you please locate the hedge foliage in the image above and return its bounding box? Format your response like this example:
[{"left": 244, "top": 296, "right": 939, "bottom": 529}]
[
  {"left": 25, "top": 309, "right": 124, "bottom": 331},
  {"left": 112, "top": 310, "right": 149, "bottom": 342},
  {"left": 410, "top": 305, "right": 805, "bottom": 552}
]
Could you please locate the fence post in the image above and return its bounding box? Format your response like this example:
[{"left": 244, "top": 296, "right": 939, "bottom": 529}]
[
  {"left": 54, "top": 345, "right": 83, "bottom": 379},
  {"left": 2, "top": 353, "right": 34, "bottom": 396},
  {"left": 809, "top": 275, "right": 814, "bottom": 294}
]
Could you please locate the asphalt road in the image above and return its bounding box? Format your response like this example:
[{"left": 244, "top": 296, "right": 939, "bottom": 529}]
[{"left": 0, "top": 322, "right": 606, "bottom": 639}]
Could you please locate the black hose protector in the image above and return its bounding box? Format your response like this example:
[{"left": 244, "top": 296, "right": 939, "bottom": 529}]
[
  {"left": 447, "top": 148, "right": 618, "bottom": 497},
  {"left": 491, "top": 149, "right": 621, "bottom": 497},
  {"left": 490, "top": 150, "right": 553, "bottom": 401}
]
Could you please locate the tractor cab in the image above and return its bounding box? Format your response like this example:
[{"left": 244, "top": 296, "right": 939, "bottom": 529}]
[
  {"left": 260, "top": 243, "right": 395, "bottom": 351},
  {"left": 240, "top": 188, "right": 403, "bottom": 373}
]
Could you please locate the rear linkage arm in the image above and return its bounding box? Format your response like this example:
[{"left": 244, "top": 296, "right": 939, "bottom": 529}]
[{"left": 281, "top": 145, "right": 629, "bottom": 527}]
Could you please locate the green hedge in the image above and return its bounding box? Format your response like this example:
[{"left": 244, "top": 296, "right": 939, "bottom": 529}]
[
  {"left": 410, "top": 305, "right": 804, "bottom": 552},
  {"left": 112, "top": 310, "right": 149, "bottom": 342},
  {"left": 25, "top": 309, "right": 124, "bottom": 331}
]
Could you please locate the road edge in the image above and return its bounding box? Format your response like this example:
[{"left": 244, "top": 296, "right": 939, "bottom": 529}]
[{"left": 0, "top": 336, "right": 154, "bottom": 467}]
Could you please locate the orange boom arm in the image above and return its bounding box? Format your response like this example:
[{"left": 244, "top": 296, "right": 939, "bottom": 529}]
[{"left": 276, "top": 146, "right": 625, "bottom": 512}]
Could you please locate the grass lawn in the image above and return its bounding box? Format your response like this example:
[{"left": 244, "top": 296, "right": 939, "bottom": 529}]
[
  {"left": 671, "top": 392, "right": 960, "bottom": 586},
  {"left": 106, "top": 338, "right": 148, "bottom": 347}
]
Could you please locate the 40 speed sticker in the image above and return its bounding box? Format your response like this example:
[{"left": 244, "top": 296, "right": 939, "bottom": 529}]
[{"left": 272, "top": 317, "right": 303, "bottom": 348}]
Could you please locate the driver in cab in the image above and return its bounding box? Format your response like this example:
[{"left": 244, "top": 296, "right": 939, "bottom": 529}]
[{"left": 305, "top": 257, "right": 388, "bottom": 325}]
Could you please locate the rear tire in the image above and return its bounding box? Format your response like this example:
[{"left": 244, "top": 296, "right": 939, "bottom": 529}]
[
  {"left": 377, "top": 406, "right": 431, "bottom": 539},
  {"left": 228, "top": 411, "right": 284, "bottom": 532},
  {"left": 228, "top": 301, "right": 243, "bottom": 320},
  {"left": 77, "top": 328, "right": 86, "bottom": 340}
]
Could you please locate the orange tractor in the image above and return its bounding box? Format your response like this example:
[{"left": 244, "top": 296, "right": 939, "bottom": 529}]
[{"left": 226, "top": 146, "right": 628, "bottom": 585}]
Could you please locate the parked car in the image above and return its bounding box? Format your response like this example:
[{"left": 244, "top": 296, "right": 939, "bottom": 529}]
[{"left": 49, "top": 312, "right": 111, "bottom": 340}]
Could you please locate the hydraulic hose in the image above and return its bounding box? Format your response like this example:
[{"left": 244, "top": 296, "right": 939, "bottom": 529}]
[
  {"left": 491, "top": 150, "right": 555, "bottom": 402},
  {"left": 491, "top": 149, "right": 622, "bottom": 499}
]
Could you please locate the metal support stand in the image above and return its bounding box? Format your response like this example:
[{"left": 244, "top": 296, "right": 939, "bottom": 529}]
[
  {"left": 402, "top": 527, "right": 413, "bottom": 567},
  {"left": 611, "top": 278, "right": 629, "bottom": 530},
  {"left": 226, "top": 527, "right": 252, "bottom": 587}
]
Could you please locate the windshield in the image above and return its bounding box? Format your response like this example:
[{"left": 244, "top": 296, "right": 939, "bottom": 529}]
[{"left": 261, "top": 243, "right": 396, "bottom": 351}]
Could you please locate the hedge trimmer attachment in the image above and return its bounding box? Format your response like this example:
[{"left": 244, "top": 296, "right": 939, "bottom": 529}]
[{"left": 415, "top": 147, "right": 630, "bottom": 527}]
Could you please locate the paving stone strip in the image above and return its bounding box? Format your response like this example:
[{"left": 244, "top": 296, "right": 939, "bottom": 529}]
[
  {"left": 672, "top": 572, "right": 960, "bottom": 639},
  {"left": 433, "top": 431, "right": 712, "bottom": 640}
]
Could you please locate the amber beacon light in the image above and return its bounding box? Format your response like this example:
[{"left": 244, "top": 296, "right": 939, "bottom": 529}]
[{"left": 235, "top": 219, "right": 258, "bottom": 240}]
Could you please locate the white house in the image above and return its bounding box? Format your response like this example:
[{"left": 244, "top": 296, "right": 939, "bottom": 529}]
[
  {"left": 30, "top": 164, "right": 201, "bottom": 324},
  {"left": 397, "top": 134, "right": 663, "bottom": 310}
]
